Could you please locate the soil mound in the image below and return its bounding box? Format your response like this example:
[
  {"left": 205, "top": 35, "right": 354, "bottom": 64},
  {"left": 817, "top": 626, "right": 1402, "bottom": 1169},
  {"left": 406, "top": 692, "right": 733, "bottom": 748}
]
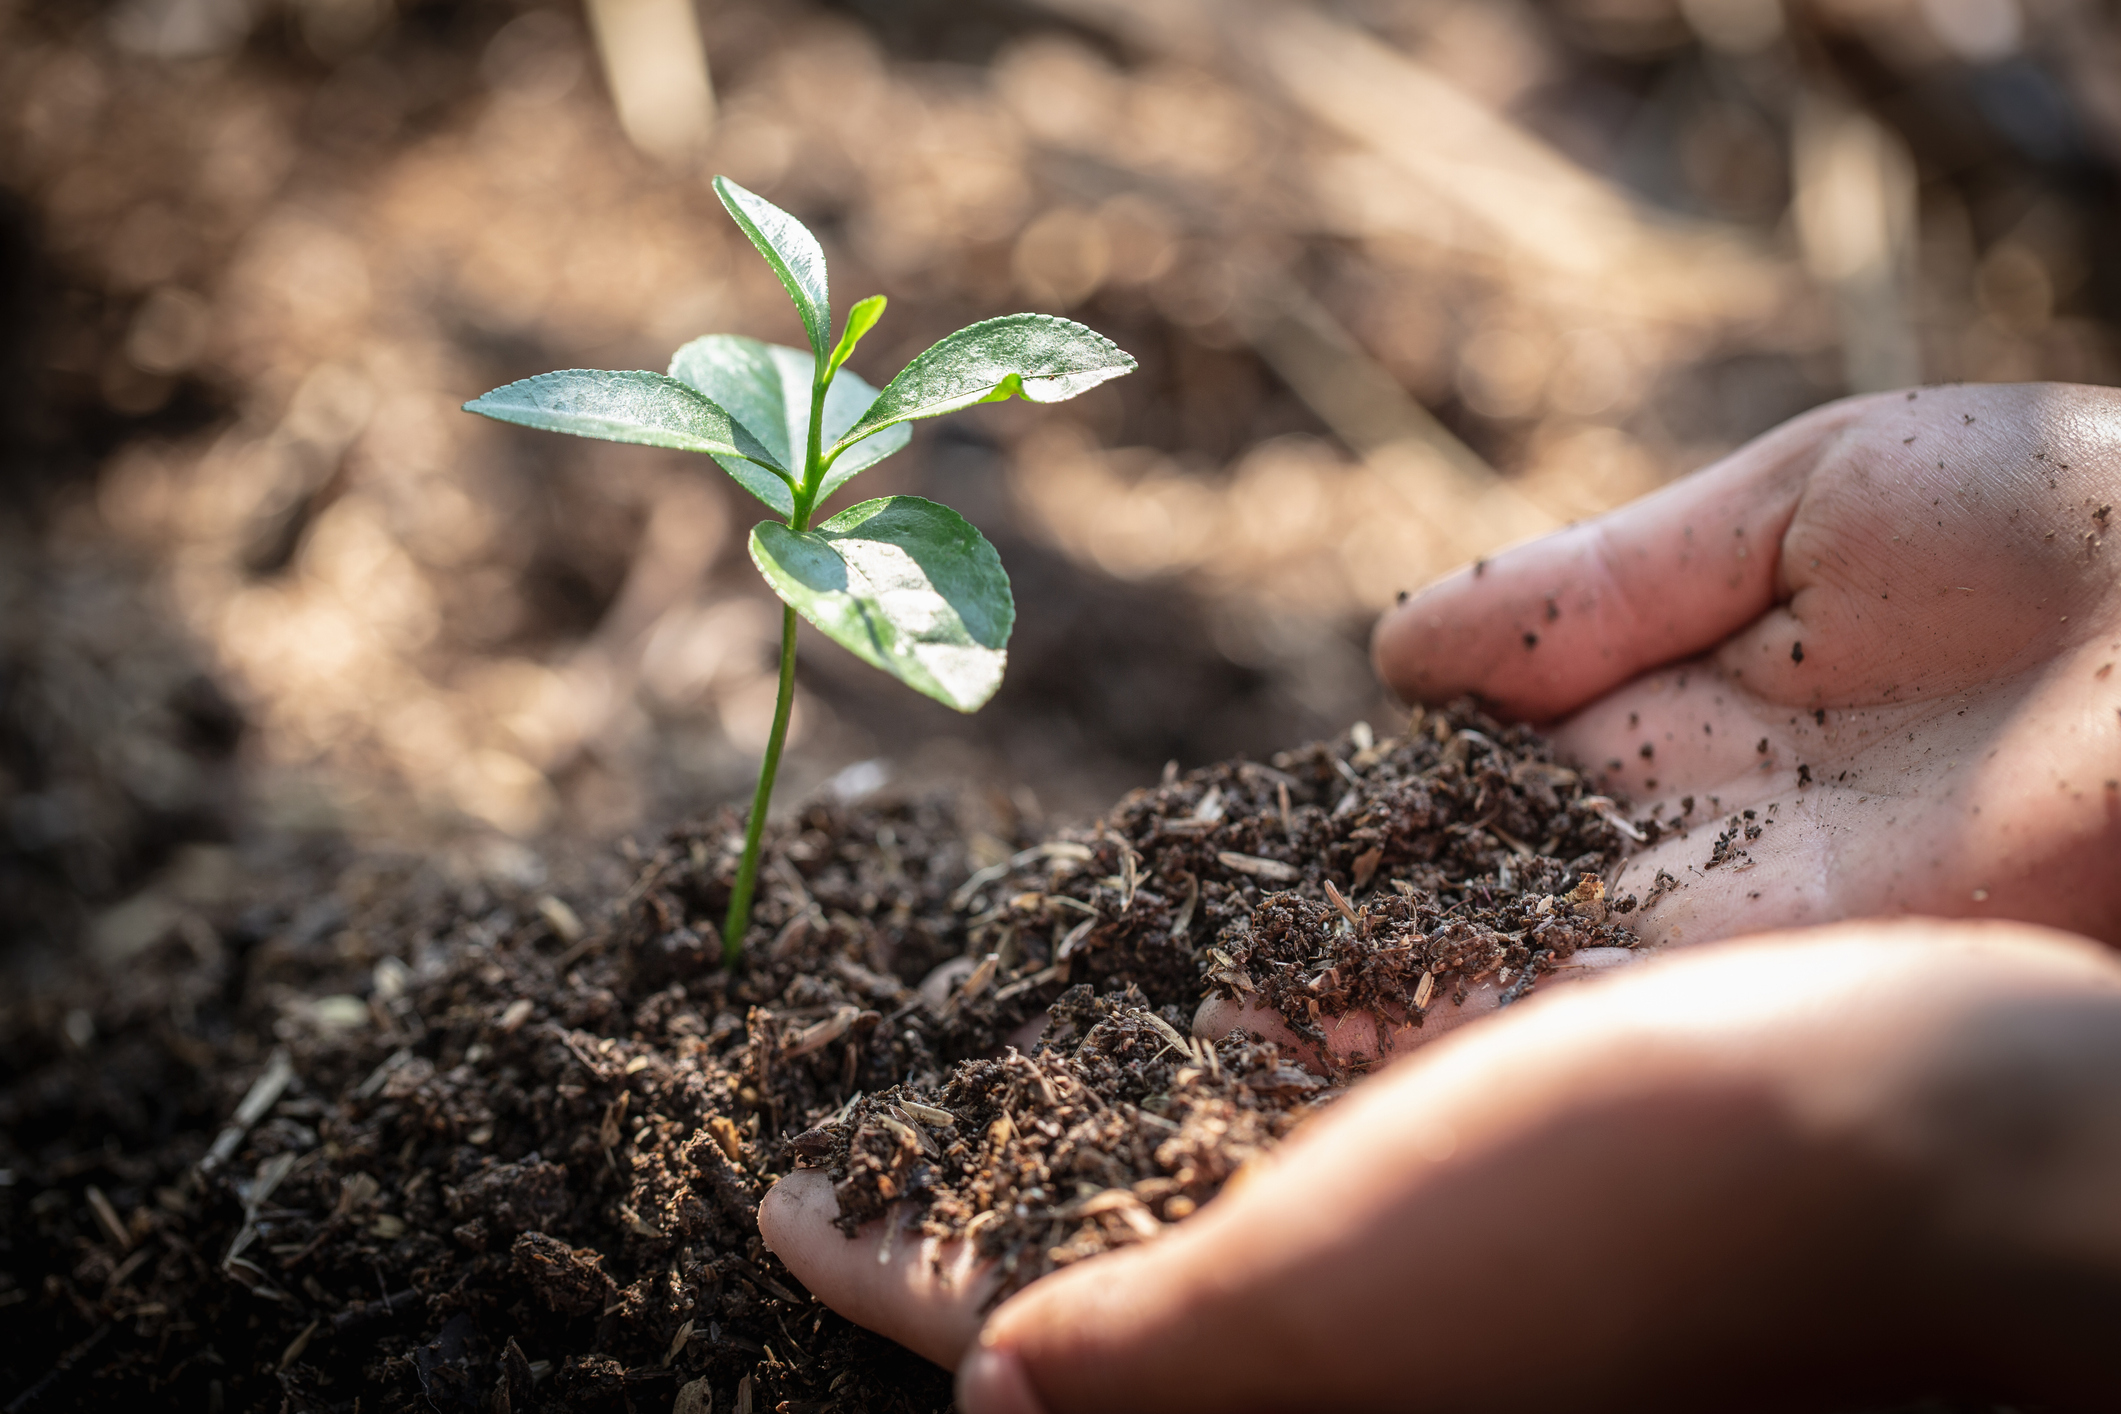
[{"left": 2, "top": 701, "right": 1644, "bottom": 1412}]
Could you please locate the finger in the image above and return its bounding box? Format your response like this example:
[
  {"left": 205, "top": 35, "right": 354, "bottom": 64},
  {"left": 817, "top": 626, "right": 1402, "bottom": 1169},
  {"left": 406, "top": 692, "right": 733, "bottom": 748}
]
[
  {"left": 757, "top": 1169, "right": 997, "bottom": 1367},
  {"left": 1371, "top": 396, "right": 1865, "bottom": 720},
  {"left": 968, "top": 921, "right": 2121, "bottom": 1414},
  {"left": 1549, "top": 658, "right": 1796, "bottom": 804},
  {"left": 1193, "top": 948, "right": 1635, "bottom": 1071},
  {"left": 958, "top": 1345, "right": 1050, "bottom": 1414}
]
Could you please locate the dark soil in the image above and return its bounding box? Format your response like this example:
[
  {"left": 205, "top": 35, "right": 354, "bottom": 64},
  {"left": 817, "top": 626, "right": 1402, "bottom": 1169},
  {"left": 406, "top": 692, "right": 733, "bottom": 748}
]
[{"left": 1, "top": 701, "right": 1647, "bottom": 1412}]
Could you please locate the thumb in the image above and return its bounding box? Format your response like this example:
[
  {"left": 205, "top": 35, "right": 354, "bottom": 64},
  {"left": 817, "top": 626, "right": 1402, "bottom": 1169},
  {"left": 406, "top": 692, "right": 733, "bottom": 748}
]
[{"left": 956, "top": 1215, "right": 1250, "bottom": 1414}]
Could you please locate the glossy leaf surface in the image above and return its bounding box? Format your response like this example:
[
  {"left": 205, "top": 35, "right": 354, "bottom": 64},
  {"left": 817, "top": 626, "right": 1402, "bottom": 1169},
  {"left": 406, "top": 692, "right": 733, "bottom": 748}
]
[
  {"left": 464, "top": 369, "right": 784, "bottom": 469},
  {"left": 831, "top": 314, "right": 1135, "bottom": 455},
  {"left": 714, "top": 176, "right": 833, "bottom": 363},
  {"left": 750, "top": 496, "right": 1012, "bottom": 712},
  {"left": 668, "top": 336, "right": 910, "bottom": 516}
]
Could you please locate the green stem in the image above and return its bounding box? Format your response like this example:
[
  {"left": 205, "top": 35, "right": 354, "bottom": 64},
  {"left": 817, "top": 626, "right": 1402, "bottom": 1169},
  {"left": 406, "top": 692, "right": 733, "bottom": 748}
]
[
  {"left": 722, "top": 601, "right": 801, "bottom": 967},
  {"left": 791, "top": 367, "right": 831, "bottom": 527},
  {"left": 721, "top": 366, "right": 835, "bottom": 969}
]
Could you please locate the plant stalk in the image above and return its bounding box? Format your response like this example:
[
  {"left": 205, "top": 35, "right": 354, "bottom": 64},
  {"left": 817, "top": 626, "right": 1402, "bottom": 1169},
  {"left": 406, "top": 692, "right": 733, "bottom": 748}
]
[
  {"left": 720, "top": 601, "right": 801, "bottom": 966},
  {"left": 720, "top": 365, "right": 835, "bottom": 968}
]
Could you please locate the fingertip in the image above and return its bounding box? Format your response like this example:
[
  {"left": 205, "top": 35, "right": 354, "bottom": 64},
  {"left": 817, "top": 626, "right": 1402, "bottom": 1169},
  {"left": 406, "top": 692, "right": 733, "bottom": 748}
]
[
  {"left": 1371, "top": 580, "right": 1445, "bottom": 704},
  {"left": 756, "top": 1169, "right": 837, "bottom": 1271},
  {"left": 957, "top": 1342, "right": 1049, "bottom": 1414}
]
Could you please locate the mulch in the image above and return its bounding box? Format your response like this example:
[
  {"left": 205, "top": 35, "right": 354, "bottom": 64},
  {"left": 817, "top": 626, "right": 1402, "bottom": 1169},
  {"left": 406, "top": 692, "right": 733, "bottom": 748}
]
[{"left": 1, "top": 700, "right": 1644, "bottom": 1412}]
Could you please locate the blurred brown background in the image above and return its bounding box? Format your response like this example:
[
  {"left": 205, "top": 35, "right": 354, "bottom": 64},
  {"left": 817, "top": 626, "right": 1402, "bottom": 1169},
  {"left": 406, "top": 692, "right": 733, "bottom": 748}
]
[{"left": 3, "top": 0, "right": 2117, "bottom": 954}]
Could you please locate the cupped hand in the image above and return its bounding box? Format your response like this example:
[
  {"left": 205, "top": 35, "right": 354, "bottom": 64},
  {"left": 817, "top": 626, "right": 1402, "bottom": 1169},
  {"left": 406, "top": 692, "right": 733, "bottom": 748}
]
[
  {"left": 951, "top": 920, "right": 2121, "bottom": 1413},
  {"left": 770, "top": 921, "right": 2121, "bottom": 1412},
  {"left": 1374, "top": 383, "right": 2121, "bottom": 947}
]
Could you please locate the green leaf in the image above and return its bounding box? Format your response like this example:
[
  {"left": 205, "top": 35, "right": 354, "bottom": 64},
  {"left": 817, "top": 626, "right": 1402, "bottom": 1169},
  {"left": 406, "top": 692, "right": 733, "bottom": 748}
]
[
  {"left": 669, "top": 335, "right": 911, "bottom": 515},
  {"left": 464, "top": 369, "right": 786, "bottom": 470},
  {"left": 828, "top": 294, "right": 888, "bottom": 376},
  {"left": 714, "top": 176, "right": 833, "bottom": 364},
  {"left": 749, "top": 496, "right": 1013, "bottom": 712},
  {"left": 830, "top": 314, "right": 1135, "bottom": 456}
]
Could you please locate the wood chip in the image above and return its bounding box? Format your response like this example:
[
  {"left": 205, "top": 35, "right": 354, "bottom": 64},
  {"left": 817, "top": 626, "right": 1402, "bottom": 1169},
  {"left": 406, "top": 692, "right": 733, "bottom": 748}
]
[
  {"left": 352, "top": 1047, "right": 411, "bottom": 1101},
  {"left": 1350, "top": 846, "right": 1383, "bottom": 890},
  {"left": 1192, "top": 786, "right": 1225, "bottom": 823},
  {"left": 1583, "top": 796, "right": 1649, "bottom": 843},
  {"left": 898, "top": 1101, "right": 957, "bottom": 1128},
  {"left": 1489, "top": 823, "right": 1535, "bottom": 858},
  {"left": 994, "top": 964, "right": 1069, "bottom": 1001},
  {"left": 1168, "top": 871, "right": 1198, "bottom": 943},
  {"left": 950, "top": 861, "right": 1013, "bottom": 911},
  {"left": 333, "top": 1171, "right": 379, "bottom": 1218},
  {"left": 497, "top": 998, "right": 535, "bottom": 1033},
  {"left": 782, "top": 1006, "right": 861, "bottom": 1058},
  {"left": 1056, "top": 917, "right": 1097, "bottom": 960},
  {"left": 535, "top": 896, "right": 583, "bottom": 945},
  {"left": 830, "top": 955, "right": 908, "bottom": 1002},
  {"left": 278, "top": 1318, "right": 320, "bottom": 1372},
  {"left": 1217, "top": 851, "right": 1300, "bottom": 883},
  {"left": 886, "top": 1107, "right": 940, "bottom": 1156},
  {"left": 1413, "top": 969, "right": 1436, "bottom": 1011},
  {"left": 85, "top": 1185, "right": 131, "bottom": 1251},
  {"left": 770, "top": 911, "right": 813, "bottom": 961},
  {"left": 200, "top": 1048, "right": 294, "bottom": 1175},
  {"left": 1138, "top": 1011, "right": 1195, "bottom": 1058},
  {"left": 1565, "top": 875, "right": 1609, "bottom": 923},
  {"left": 1323, "top": 879, "right": 1359, "bottom": 927},
  {"left": 962, "top": 953, "right": 999, "bottom": 1002}
]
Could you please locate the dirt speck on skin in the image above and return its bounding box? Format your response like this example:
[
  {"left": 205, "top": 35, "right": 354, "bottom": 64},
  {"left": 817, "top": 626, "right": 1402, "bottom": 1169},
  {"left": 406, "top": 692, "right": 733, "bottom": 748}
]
[{"left": 1, "top": 703, "right": 1650, "bottom": 1409}]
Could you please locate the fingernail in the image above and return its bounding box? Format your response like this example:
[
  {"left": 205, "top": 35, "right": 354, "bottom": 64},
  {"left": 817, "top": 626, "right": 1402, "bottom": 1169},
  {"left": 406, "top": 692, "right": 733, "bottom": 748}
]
[{"left": 956, "top": 1343, "right": 1049, "bottom": 1414}]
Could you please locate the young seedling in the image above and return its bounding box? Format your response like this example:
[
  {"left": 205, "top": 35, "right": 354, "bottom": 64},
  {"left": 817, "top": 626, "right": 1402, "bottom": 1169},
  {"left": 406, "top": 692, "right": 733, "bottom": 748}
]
[{"left": 464, "top": 177, "right": 1136, "bottom": 968}]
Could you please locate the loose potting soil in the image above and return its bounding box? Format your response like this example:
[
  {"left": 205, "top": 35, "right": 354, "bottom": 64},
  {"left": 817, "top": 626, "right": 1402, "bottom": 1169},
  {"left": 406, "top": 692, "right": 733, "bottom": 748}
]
[{"left": 1, "top": 701, "right": 1647, "bottom": 1413}]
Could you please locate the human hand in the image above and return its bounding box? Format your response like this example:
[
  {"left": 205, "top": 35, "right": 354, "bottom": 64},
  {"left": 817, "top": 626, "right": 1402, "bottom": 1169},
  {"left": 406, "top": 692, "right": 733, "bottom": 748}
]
[
  {"left": 770, "top": 920, "right": 2121, "bottom": 1412},
  {"left": 1173, "top": 383, "right": 2121, "bottom": 1072},
  {"left": 1374, "top": 383, "right": 2121, "bottom": 947}
]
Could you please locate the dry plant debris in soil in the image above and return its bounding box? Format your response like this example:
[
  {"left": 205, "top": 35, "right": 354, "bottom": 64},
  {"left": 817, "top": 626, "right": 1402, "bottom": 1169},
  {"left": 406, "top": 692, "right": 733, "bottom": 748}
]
[{"left": 2, "top": 702, "right": 1646, "bottom": 1413}]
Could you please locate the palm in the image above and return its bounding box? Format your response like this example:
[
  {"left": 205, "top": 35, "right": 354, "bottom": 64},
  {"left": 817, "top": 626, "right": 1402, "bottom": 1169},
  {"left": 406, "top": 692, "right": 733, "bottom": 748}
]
[{"left": 1376, "top": 383, "right": 2121, "bottom": 948}]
